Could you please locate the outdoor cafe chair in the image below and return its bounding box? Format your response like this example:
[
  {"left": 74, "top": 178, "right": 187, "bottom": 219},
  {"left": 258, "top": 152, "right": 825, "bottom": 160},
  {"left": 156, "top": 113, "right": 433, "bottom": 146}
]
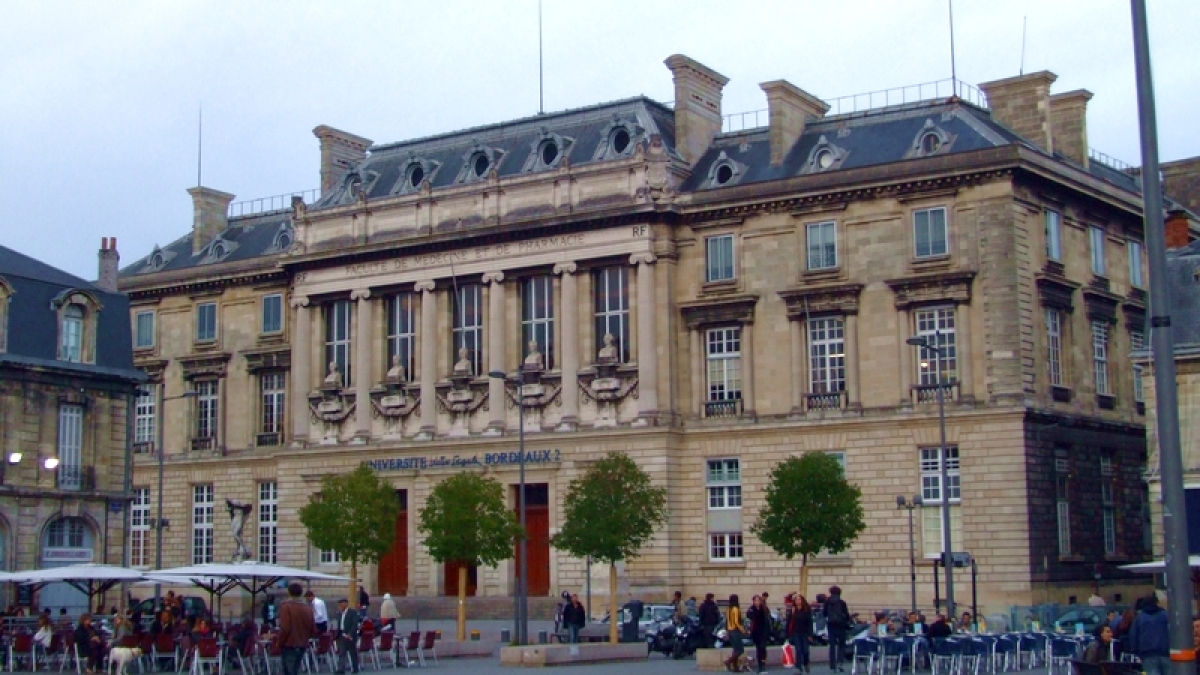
[
  {"left": 189, "top": 637, "right": 222, "bottom": 675},
  {"left": 153, "top": 633, "right": 179, "bottom": 672},
  {"left": 991, "top": 635, "right": 1018, "bottom": 672},
  {"left": 880, "top": 637, "right": 911, "bottom": 675},
  {"left": 399, "top": 633, "right": 420, "bottom": 668},
  {"left": 10, "top": 632, "right": 36, "bottom": 672},
  {"left": 58, "top": 632, "right": 82, "bottom": 675},
  {"left": 307, "top": 634, "right": 334, "bottom": 673},
  {"left": 852, "top": 637, "right": 881, "bottom": 675},
  {"left": 416, "top": 632, "right": 438, "bottom": 668},
  {"left": 930, "top": 637, "right": 963, "bottom": 675},
  {"left": 375, "top": 632, "right": 396, "bottom": 670},
  {"left": 355, "top": 631, "right": 378, "bottom": 671},
  {"left": 1049, "top": 637, "right": 1080, "bottom": 675}
]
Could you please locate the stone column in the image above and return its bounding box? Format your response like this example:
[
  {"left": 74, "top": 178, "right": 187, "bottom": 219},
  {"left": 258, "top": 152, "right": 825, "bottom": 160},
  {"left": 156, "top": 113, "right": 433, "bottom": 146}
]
[
  {"left": 416, "top": 280, "right": 437, "bottom": 440},
  {"left": 554, "top": 262, "right": 579, "bottom": 431},
  {"left": 955, "top": 303, "right": 973, "bottom": 402},
  {"left": 845, "top": 313, "right": 861, "bottom": 409},
  {"left": 690, "top": 328, "right": 704, "bottom": 418},
  {"left": 898, "top": 308, "right": 913, "bottom": 406},
  {"left": 290, "top": 296, "right": 311, "bottom": 447},
  {"left": 351, "top": 288, "right": 372, "bottom": 444},
  {"left": 483, "top": 271, "right": 506, "bottom": 434},
  {"left": 740, "top": 321, "right": 755, "bottom": 418},
  {"left": 790, "top": 319, "right": 804, "bottom": 414},
  {"left": 631, "top": 253, "right": 658, "bottom": 422}
]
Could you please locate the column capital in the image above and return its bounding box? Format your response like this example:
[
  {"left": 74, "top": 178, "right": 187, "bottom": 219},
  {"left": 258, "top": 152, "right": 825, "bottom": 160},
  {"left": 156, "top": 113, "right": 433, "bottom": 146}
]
[
  {"left": 414, "top": 280, "right": 436, "bottom": 293},
  {"left": 482, "top": 271, "right": 506, "bottom": 285},
  {"left": 289, "top": 295, "right": 310, "bottom": 309},
  {"left": 552, "top": 262, "right": 578, "bottom": 275},
  {"left": 350, "top": 288, "right": 372, "bottom": 301},
  {"left": 629, "top": 252, "right": 657, "bottom": 266}
]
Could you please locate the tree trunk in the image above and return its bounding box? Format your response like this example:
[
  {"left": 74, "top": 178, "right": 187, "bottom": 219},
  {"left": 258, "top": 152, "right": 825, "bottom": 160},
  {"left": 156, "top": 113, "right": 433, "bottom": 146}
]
[
  {"left": 799, "top": 554, "right": 810, "bottom": 599},
  {"left": 608, "top": 562, "right": 618, "bottom": 644},
  {"left": 349, "top": 559, "right": 359, "bottom": 613},
  {"left": 457, "top": 564, "right": 467, "bottom": 641}
]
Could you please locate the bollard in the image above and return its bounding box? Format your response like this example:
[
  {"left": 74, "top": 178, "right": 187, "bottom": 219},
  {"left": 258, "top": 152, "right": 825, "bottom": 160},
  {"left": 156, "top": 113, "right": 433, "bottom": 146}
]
[
  {"left": 434, "top": 630, "right": 441, "bottom": 639},
  {"left": 470, "top": 629, "right": 480, "bottom": 641},
  {"left": 538, "top": 630, "right": 549, "bottom": 644},
  {"left": 501, "top": 628, "right": 511, "bottom": 643}
]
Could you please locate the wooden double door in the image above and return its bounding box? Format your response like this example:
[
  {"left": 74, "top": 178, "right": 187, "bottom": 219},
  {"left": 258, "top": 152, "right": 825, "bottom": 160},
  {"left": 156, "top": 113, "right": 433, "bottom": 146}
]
[{"left": 377, "top": 490, "right": 408, "bottom": 596}]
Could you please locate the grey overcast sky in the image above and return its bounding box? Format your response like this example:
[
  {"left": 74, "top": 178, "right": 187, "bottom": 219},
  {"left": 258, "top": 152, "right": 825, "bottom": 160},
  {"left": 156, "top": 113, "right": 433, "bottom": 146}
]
[{"left": 2, "top": 0, "right": 1197, "bottom": 280}]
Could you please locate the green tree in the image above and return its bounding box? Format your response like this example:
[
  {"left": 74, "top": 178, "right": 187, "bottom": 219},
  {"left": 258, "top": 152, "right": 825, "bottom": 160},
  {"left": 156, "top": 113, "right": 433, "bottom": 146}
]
[
  {"left": 551, "top": 452, "right": 668, "bottom": 644},
  {"left": 751, "top": 452, "right": 865, "bottom": 597},
  {"left": 417, "top": 472, "right": 523, "bottom": 641},
  {"left": 299, "top": 464, "right": 400, "bottom": 603}
]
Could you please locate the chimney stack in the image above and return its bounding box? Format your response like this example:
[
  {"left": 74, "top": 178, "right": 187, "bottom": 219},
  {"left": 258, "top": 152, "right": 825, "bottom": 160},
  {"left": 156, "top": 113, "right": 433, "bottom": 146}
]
[
  {"left": 979, "top": 71, "right": 1058, "bottom": 153},
  {"left": 759, "top": 80, "right": 829, "bottom": 166},
  {"left": 313, "top": 125, "right": 373, "bottom": 196},
  {"left": 1166, "top": 210, "right": 1196, "bottom": 249},
  {"left": 187, "top": 186, "right": 236, "bottom": 255},
  {"left": 1048, "top": 90, "right": 1093, "bottom": 168},
  {"left": 96, "top": 237, "right": 119, "bottom": 292},
  {"left": 664, "top": 54, "right": 729, "bottom": 165}
]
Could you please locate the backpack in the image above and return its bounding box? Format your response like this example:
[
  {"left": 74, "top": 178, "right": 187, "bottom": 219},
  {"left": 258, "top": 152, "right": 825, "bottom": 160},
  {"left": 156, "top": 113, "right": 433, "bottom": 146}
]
[{"left": 826, "top": 597, "right": 849, "bottom": 628}]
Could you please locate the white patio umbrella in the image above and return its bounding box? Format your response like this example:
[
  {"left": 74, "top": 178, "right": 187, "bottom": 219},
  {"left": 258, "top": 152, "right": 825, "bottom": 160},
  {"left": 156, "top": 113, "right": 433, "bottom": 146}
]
[
  {"left": 1118, "top": 555, "right": 1200, "bottom": 572},
  {"left": 151, "top": 562, "right": 350, "bottom": 619},
  {"left": 6, "top": 563, "right": 148, "bottom": 608}
]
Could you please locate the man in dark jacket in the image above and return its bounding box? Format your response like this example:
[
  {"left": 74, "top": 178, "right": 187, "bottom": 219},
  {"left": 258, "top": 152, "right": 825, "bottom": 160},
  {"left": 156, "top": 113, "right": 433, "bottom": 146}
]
[
  {"left": 822, "top": 586, "right": 850, "bottom": 672},
  {"left": 1129, "top": 594, "right": 1170, "bottom": 675},
  {"left": 334, "top": 598, "right": 360, "bottom": 674},
  {"left": 699, "top": 593, "right": 721, "bottom": 648},
  {"left": 565, "top": 594, "right": 587, "bottom": 643}
]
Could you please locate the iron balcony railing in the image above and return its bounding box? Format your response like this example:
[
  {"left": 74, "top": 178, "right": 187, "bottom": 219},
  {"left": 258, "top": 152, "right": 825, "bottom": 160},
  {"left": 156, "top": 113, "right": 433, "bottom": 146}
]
[
  {"left": 912, "top": 382, "right": 959, "bottom": 405},
  {"left": 190, "top": 436, "right": 217, "bottom": 453},
  {"left": 256, "top": 432, "right": 282, "bottom": 448},
  {"left": 132, "top": 441, "right": 155, "bottom": 455},
  {"left": 805, "top": 390, "right": 846, "bottom": 412},
  {"left": 228, "top": 189, "right": 319, "bottom": 219},
  {"left": 703, "top": 398, "right": 743, "bottom": 419},
  {"left": 56, "top": 465, "right": 96, "bottom": 492}
]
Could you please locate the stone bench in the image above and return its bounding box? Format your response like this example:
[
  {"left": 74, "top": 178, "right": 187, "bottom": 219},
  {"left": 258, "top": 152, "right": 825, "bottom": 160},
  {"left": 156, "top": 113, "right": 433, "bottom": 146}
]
[
  {"left": 499, "top": 642, "right": 647, "bottom": 667},
  {"left": 697, "top": 646, "right": 824, "bottom": 671}
]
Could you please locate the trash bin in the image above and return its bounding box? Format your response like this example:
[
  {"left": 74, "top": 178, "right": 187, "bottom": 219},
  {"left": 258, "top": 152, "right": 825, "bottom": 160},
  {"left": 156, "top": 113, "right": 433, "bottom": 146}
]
[
  {"left": 501, "top": 628, "right": 511, "bottom": 643},
  {"left": 622, "top": 600, "right": 644, "bottom": 643},
  {"left": 470, "top": 630, "right": 480, "bottom": 641},
  {"left": 538, "top": 630, "right": 549, "bottom": 644}
]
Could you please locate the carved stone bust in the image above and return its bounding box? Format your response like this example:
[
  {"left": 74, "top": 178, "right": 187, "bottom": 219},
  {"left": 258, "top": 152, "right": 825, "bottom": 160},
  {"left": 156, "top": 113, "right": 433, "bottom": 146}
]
[
  {"left": 323, "top": 361, "right": 343, "bottom": 388},
  {"left": 453, "top": 347, "right": 473, "bottom": 376},
  {"left": 524, "top": 340, "right": 544, "bottom": 370},
  {"left": 598, "top": 333, "right": 618, "bottom": 362},
  {"left": 386, "top": 354, "right": 405, "bottom": 383}
]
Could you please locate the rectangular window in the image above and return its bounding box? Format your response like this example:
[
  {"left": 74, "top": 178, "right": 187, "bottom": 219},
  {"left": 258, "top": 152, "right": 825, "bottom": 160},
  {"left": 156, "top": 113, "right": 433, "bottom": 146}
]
[
  {"left": 709, "top": 534, "right": 744, "bottom": 561},
  {"left": 451, "top": 284, "right": 483, "bottom": 376},
  {"left": 386, "top": 293, "right": 417, "bottom": 381},
  {"left": 594, "top": 267, "right": 630, "bottom": 363},
  {"left": 914, "top": 207, "right": 948, "bottom": 258},
  {"left": 130, "top": 488, "right": 150, "bottom": 567},
  {"left": 920, "top": 446, "right": 962, "bottom": 558},
  {"left": 260, "top": 372, "right": 285, "bottom": 436},
  {"left": 196, "top": 302, "right": 217, "bottom": 342},
  {"left": 1131, "top": 331, "right": 1145, "bottom": 402},
  {"left": 914, "top": 307, "right": 957, "bottom": 385},
  {"left": 705, "top": 234, "right": 735, "bottom": 282},
  {"left": 1055, "top": 459, "right": 1071, "bottom": 554},
  {"left": 1092, "top": 321, "right": 1110, "bottom": 395},
  {"left": 1046, "top": 309, "right": 1064, "bottom": 387},
  {"left": 320, "top": 549, "right": 341, "bottom": 564},
  {"left": 325, "top": 300, "right": 352, "bottom": 386},
  {"left": 521, "top": 276, "right": 555, "bottom": 369},
  {"left": 135, "top": 310, "right": 156, "bottom": 349},
  {"left": 705, "top": 327, "right": 742, "bottom": 402},
  {"left": 808, "top": 317, "right": 845, "bottom": 393},
  {"left": 806, "top": 221, "right": 838, "bottom": 270},
  {"left": 258, "top": 482, "right": 278, "bottom": 564},
  {"left": 1045, "top": 210, "right": 1062, "bottom": 261},
  {"left": 48, "top": 519, "right": 85, "bottom": 548},
  {"left": 61, "top": 307, "right": 83, "bottom": 362},
  {"left": 1089, "top": 227, "right": 1107, "bottom": 276},
  {"left": 195, "top": 380, "right": 219, "bottom": 440},
  {"left": 706, "top": 459, "right": 742, "bottom": 509},
  {"left": 261, "top": 294, "right": 283, "bottom": 334},
  {"left": 192, "top": 485, "right": 214, "bottom": 565},
  {"left": 1101, "top": 458, "right": 1116, "bottom": 556},
  {"left": 706, "top": 458, "right": 743, "bottom": 561},
  {"left": 134, "top": 385, "right": 157, "bottom": 447},
  {"left": 57, "top": 404, "right": 83, "bottom": 490},
  {"left": 1128, "top": 241, "right": 1144, "bottom": 288}
]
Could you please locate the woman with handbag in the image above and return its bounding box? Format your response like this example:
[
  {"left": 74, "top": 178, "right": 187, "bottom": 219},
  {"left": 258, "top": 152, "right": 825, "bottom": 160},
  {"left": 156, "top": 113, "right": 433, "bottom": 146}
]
[
  {"left": 747, "top": 595, "right": 770, "bottom": 673},
  {"left": 788, "top": 595, "right": 813, "bottom": 674},
  {"left": 724, "top": 595, "right": 745, "bottom": 672}
]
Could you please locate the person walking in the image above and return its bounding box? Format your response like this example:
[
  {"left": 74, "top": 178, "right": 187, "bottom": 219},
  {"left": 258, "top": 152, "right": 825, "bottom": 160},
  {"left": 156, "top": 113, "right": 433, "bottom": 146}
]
[
  {"left": 334, "top": 598, "right": 361, "bottom": 674},
  {"left": 787, "top": 595, "right": 813, "bottom": 674},
  {"left": 1129, "top": 594, "right": 1170, "bottom": 675},
  {"left": 822, "top": 586, "right": 850, "bottom": 672},
  {"left": 380, "top": 593, "right": 399, "bottom": 630},
  {"left": 748, "top": 594, "right": 770, "bottom": 673},
  {"left": 306, "top": 591, "right": 329, "bottom": 634},
  {"left": 276, "top": 583, "right": 316, "bottom": 675},
  {"left": 673, "top": 591, "right": 687, "bottom": 622},
  {"left": 566, "top": 594, "right": 587, "bottom": 643},
  {"left": 699, "top": 593, "right": 721, "bottom": 649},
  {"left": 724, "top": 595, "right": 745, "bottom": 673}
]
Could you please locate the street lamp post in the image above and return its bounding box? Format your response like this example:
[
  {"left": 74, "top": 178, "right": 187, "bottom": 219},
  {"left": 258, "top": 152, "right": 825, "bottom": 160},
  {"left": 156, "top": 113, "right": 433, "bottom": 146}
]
[
  {"left": 488, "top": 368, "right": 527, "bottom": 646},
  {"left": 896, "top": 494, "right": 923, "bottom": 614},
  {"left": 154, "top": 388, "right": 197, "bottom": 607},
  {"left": 906, "top": 333, "right": 955, "bottom": 620}
]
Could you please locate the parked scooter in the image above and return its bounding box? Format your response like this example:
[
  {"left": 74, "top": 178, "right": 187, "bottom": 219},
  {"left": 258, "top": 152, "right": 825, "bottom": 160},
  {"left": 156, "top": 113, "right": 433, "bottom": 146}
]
[
  {"left": 646, "top": 618, "right": 677, "bottom": 657},
  {"left": 671, "top": 616, "right": 706, "bottom": 659}
]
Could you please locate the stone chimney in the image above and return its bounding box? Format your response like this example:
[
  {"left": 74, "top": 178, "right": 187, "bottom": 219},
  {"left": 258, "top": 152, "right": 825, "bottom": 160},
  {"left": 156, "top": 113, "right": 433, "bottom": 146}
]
[
  {"left": 313, "top": 125, "right": 373, "bottom": 196},
  {"left": 979, "top": 71, "right": 1058, "bottom": 153},
  {"left": 96, "top": 237, "right": 119, "bottom": 292},
  {"left": 1166, "top": 210, "right": 1195, "bottom": 249},
  {"left": 664, "top": 54, "right": 729, "bottom": 165},
  {"left": 187, "top": 186, "right": 236, "bottom": 255},
  {"left": 759, "top": 80, "right": 829, "bottom": 166},
  {"left": 1048, "top": 89, "right": 1092, "bottom": 168},
  {"left": 1162, "top": 157, "right": 1200, "bottom": 216}
]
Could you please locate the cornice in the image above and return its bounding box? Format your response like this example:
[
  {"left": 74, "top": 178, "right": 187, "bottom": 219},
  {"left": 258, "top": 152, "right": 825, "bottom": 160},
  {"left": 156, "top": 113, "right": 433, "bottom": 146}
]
[
  {"left": 679, "top": 294, "right": 759, "bottom": 329},
  {"left": 778, "top": 283, "right": 865, "bottom": 318},
  {"left": 885, "top": 270, "right": 976, "bottom": 309}
]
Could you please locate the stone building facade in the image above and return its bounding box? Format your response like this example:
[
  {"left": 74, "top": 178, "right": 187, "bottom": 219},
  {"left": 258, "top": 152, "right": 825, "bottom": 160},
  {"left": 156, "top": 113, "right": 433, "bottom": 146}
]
[{"left": 120, "top": 55, "right": 1192, "bottom": 615}]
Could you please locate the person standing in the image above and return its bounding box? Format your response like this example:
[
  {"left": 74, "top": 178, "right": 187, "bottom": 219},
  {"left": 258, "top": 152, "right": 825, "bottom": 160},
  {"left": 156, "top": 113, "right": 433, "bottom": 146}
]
[
  {"left": 306, "top": 591, "right": 329, "bottom": 634},
  {"left": 276, "top": 583, "right": 315, "bottom": 675},
  {"left": 1129, "top": 594, "right": 1170, "bottom": 675},
  {"left": 357, "top": 586, "right": 370, "bottom": 613},
  {"left": 748, "top": 595, "right": 770, "bottom": 673},
  {"left": 724, "top": 595, "right": 745, "bottom": 673},
  {"left": 788, "top": 595, "right": 813, "bottom": 674},
  {"left": 699, "top": 593, "right": 721, "bottom": 649},
  {"left": 673, "top": 591, "right": 686, "bottom": 622},
  {"left": 823, "top": 586, "right": 850, "bottom": 672},
  {"left": 566, "top": 594, "right": 587, "bottom": 643},
  {"left": 334, "top": 598, "right": 360, "bottom": 674},
  {"left": 380, "top": 593, "right": 399, "bottom": 630}
]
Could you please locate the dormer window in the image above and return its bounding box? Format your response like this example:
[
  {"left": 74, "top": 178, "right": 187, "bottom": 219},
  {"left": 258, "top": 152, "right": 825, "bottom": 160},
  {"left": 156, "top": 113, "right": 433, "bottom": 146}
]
[
  {"left": 62, "top": 306, "right": 83, "bottom": 362},
  {"left": 53, "top": 290, "right": 101, "bottom": 364},
  {"left": 815, "top": 148, "right": 836, "bottom": 170},
  {"left": 920, "top": 132, "right": 942, "bottom": 154},
  {"left": 472, "top": 153, "right": 490, "bottom": 178},
  {"left": 347, "top": 174, "right": 363, "bottom": 198},
  {"left": 910, "top": 120, "right": 953, "bottom": 158},
  {"left": 277, "top": 232, "right": 291, "bottom": 251},
  {"left": 612, "top": 128, "right": 631, "bottom": 155},
  {"left": 392, "top": 154, "right": 440, "bottom": 196},
  {"left": 593, "top": 116, "right": 645, "bottom": 161},
  {"left": 407, "top": 164, "right": 425, "bottom": 188},
  {"left": 540, "top": 140, "right": 559, "bottom": 166},
  {"left": 705, "top": 152, "right": 746, "bottom": 189},
  {"left": 456, "top": 142, "right": 503, "bottom": 184},
  {"left": 802, "top": 136, "right": 848, "bottom": 174},
  {"left": 151, "top": 252, "right": 164, "bottom": 269},
  {"left": 212, "top": 242, "right": 226, "bottom": 259},
  {"left": 200, "top": 237, "right": 237, "bottom": 264},
  {"left": 140, "top": 245, "right": 176, "bottom": 274},
  {"left": 523, "top": 130, "right": 573, "bottom": 173}
]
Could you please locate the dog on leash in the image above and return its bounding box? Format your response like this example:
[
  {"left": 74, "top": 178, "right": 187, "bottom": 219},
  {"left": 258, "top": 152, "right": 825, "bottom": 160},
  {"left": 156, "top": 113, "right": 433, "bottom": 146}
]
[{"left": 107, "top": 646, "right": 143, "bottom": 675}]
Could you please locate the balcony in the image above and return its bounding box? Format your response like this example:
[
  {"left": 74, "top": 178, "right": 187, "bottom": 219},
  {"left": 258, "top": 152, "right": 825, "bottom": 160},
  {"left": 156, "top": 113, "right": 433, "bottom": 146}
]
[
  {"left": 256, "top": 432, "right": 282, "bottom": 448},
  {"left": 911, "top": 382, "right": 958, "bottom": 405},
  {"left": 132, "top": 441, "right": 155, "bottom": 455},
  {"left": 703, "top": 399, "right": 743, "bottom": 419},
  {"left": 56, "top": 465, "right": 95, "bottom": 492},
  {"left": 804, "top": 391, "right": 846, "bottom": 412},
  {"left": 190, "top": 437, "right": 216, "bottom": 453}
]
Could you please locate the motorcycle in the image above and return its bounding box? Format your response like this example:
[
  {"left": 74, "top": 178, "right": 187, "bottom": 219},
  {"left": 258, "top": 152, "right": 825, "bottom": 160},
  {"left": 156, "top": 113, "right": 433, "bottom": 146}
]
[
  {"left": 670, "top": 616, "right": 706, "bottom": 659},
  {"left": 646, "top": 619, "right": 677, "bottom": 657}
]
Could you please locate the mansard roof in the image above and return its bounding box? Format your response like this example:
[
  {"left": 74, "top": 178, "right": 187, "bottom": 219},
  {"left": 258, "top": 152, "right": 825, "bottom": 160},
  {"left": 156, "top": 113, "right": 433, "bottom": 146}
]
[{"left": 118, "top": 211, "right": 292, "bottom": 280}]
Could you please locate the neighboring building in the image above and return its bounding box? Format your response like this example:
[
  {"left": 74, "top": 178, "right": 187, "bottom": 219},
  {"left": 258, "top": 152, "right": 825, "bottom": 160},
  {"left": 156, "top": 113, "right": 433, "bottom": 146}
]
[
  {"left": 122, "top": 55, "right": 1184, "bottom": 614},
  {"left": 0, "top": 240, "right": 143, "bottom": 612}
]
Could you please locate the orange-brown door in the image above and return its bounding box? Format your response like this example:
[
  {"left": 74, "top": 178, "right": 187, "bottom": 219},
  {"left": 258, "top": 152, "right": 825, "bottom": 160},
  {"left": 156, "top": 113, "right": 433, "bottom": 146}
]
[
  {"left": 513, "top": 484, "right": 551, "bottom": 597},
  {"left": 377, "top": 491, "right": 408, "bottom": 596},
  {"left": 444, "top": 561, "right": 477, "bottom": 596}
]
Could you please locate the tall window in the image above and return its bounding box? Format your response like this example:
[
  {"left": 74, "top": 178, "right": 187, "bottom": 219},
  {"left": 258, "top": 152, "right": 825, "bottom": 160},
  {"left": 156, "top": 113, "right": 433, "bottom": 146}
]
[
  {"left": 386, "top": 294, "right": 416, "bottom": 380},
  {"left": 1100, "top": 457, "right": 1116, "bottom": 555},
  {"left": 1089, "top": 227, "right": 1107, "bottom": 276},
  {"left": 195, "top": 380, "right": 219, "bottom": 440},
  {"left": 451, "top": 285, "right": 483, "bottom": 376},
  {"left": 62, "top": 305, "right": 83, "bottom": 362},
  {"left": 1092, "top": 321, "right": 1110, "bottom": 395},
  {"left": 1128, "top": 241, "right": 1144, "bottom": 288},
  {"left": 593, "top": 267, "right": 629, "bottom": 363},
  {"left": 920, "top": 446, "right": 961, "bottom": 557},
  {"left": 1131, "top": 330, "right": 1145, "bottom": 403},
  {"left": 1046, "top": 309, "right": 1064, "bottom": 387},
  {"left": 135, "top": 310, "right": 155, "bottom": 349},
  {"left": 261, "top": 294, "right": 283, "bottom": 334},
  {"left": 57, "top": 404, "right": 83, "bottom": 490},
  {"left": 806, "top": 221, "right": 838, "bottom": 270},
  {"left": 808, "top": 317, "right": 845, "bottom": 393},
  {"left": 196, "top": 302, "right": 217, "bottom": 342},
  {"left": 134, "top": 385, "right": 157, "bottom": 448},
  {"left": 705, "top": 327, "right": 742, "bottom": 402},
  {"left": 258, "top": 482, "right": 278, "bottom": 564},
  {"left": 914, "top": 307, "right": 957, "bottom": 385},
  {"left": 521, "top": 276, "right": 555, "bottom": 368},
  {"left": 1045, "top": 209, "right": 1062, "bottom": 261},
  {"left": 260, "top": 373, "right": 285, "bottom": 439},
  {"left": 1055, "top": 454, "right": 1071, "bottom": 555},
  {"left": 705, "top": 234, "right": 735, "bottom": 282},
  {"left": 192, "top": 485, "right": 214, "bottom": 564},
  {"left": 325, "top": 300, "right": 352, "bottom": 386},
  {"left": 706, "top": 459, "right": 743, "bottom": 562},
  {"left": 914, "top": 207, "right": 948, "bottom": 258},
  {"left": 130, "top": 488, "right": 150, "bottom": 567},
  {"left": 706, "top": 459, "right": 742, "bottom": 508}
]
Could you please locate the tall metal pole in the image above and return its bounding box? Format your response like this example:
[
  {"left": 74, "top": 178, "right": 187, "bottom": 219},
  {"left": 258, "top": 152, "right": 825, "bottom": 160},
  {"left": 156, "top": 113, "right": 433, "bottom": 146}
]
[
  {"left": 155, "top": 398, "right": 164, "bottom": 607},
  {"left": 937, "top": 362, "right": 955, "bottom": 620},
  {"left": 1130, "top": 2, "right": 1193, "bottom": 671},
  {"left": 518, "top": 379, "right": 528, "bottom": 645},
  {"left": 908, "top": 505, "right": 918, "bottom": 614}
]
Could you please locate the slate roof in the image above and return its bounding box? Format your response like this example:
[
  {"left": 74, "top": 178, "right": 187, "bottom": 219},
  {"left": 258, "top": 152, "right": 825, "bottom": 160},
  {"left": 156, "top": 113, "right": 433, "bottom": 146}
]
[
  {"left": 0, "top": 245, "right": 142, "bottom": 380},
  {"left": 119, "top": 212, "right": 292, "bottom": 278},
  {"left": 1165, "top": 240, "right": 1200, "bottom": 348}
]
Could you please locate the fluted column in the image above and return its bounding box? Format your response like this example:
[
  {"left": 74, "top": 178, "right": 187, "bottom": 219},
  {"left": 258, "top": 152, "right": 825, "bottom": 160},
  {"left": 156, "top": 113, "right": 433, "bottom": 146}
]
[
  {"left": 690, "top": 328, "right": 703, "bottom": 418},
  {"left": 483, "top": 271, "right": 506, "bottom": 434},
  {"left": 351, "top": 288, "right": 372, "bottom": 444},
  {"left": 631, "top": 253, "right": 658, "bottom": 422},
  {"left": 290, "top": 296, "right": 311, "bottom": 447},
  {"left": 416, "top": 280, "right": 437, "bottom": 440},
  {"left": 741, "top": 321, "right": 755, "bottom": 418},
  {"left": 554, "top": 262, "right": 578, "bottom": 430},
  {"left": 898, "top": 308, "right": 913, "bottom": 406}
]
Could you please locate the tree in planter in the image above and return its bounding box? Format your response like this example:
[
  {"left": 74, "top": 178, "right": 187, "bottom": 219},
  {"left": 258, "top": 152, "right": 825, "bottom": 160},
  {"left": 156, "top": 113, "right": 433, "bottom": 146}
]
[
  {"left": 299, "top": 464, "right": 400, "bottom": 605},
  {"left": 751, "top": 452, "right": 865, "bottom": 597},
  {"left": 417, "top": 472, "right": 523, "bottom": 641},
  {"left": 551, "top": 452, "right": 668, "bottom": 644}
]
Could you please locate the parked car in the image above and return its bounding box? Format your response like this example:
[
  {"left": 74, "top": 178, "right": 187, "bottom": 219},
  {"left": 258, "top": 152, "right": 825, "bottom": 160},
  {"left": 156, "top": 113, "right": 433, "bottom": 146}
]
[
  {"left": 1053, "top": 608, "right": 1105, "bottom": 634},
  {"left": 601, "top": 604, "right": 681, "bottom": 639}
]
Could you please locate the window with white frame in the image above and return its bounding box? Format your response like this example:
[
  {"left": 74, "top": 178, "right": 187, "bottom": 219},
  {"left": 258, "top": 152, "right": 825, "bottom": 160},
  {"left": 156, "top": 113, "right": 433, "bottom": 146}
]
[
  {"left": 130, "top": 488, "right": 150, "bottom": 567},
  {"left": 195, "top": 380, "right": 219, "bottom": 440},
  {"left": 706, "top": 459, "right": 742, "bottom": 508},
  {"left": 920, "top": 446, "right": 962, "bottom": 558},
  {"left": 261, "top": 294, "right": 283, "bottom": 334},
  {"left": 913, "top": 207, "right": 948, "bottom": 258},
  {"left": 593, "top": 267, "right": 629, "bottom": 363},
  {"left": 135, "top": 310, "right": 155, "bottom": 349},
  {"left": 57, "top": 404, "right": 83, "bottom": 490},
  {"left": 1092, "top": 321, "right": 1110, "bottom": 396},
  {"left": 451, "top": 285, "right": 482, "bottom": 376},
  {"left": 1131, "top": 330, "right": 1145, "bottom": 403},
  {"left": 134, "top": 385, "right": 157, "bottom": 449},
  {"left": 1046, "top": 309, "right": 1064, "bottom": 388},
  {"left": 705, "top": 327, "right": 742, "bottom": 403},
  {"left": 1055, "top": 455, "right": 1071, "bottom": 555},
  {"left": 521, "top": 276, "right": 555, "bottom": 369},
  {"left": 706, "top": 234, "right": 735, "bottom": 282},
  {"left": 61, "top": 305, "right": 84, "bottom": 362},
  {"left": 320, "top": 549, "right": 341, "bottom": 564},
  {"left": 1128, "top": 241, "right": 1144, "bottom": 287},
  {"left": 196, "top": 302, "right": 217, "bottom": 342},
  {"left": 260, "top": 372, "right": 285, "bottom": 438},
  {"left": 1100, "top": 457, "right": 1116, "bottom": 555},
  {"left": 1089, "top": 227, "right": 1107, "bottom": 276},
  {"left": 808, "top": 317, "right": 845, "bottom": 394},
  {"left": 192, "top": 484, "right": 214, "bottom": 564},
  {"left": 706, "top": 458, "right": 743, "bottom": 561},
  {"left": 325, "top": 300, "right": 352, "bottom": 386},
  {"left": 914, "top": 307, "right": 957, "bottom": 386},
  {"left": 258, "top": 482, "right": 278, "bottom": 564},
  {"left": 806, "top": 221, "right": 838, "bottom": 270},
  {"left": 709, "top": 534, "right": 744, "bottom": 561},
  {"left": 826, "top": 451, "right": 847, "bottom": 476},
  {"left": 386, "top": 293, "right": 416, "bottom": 381},
  {"left": 1045, "top": 210, "right": 1062, "bottom": 261}
]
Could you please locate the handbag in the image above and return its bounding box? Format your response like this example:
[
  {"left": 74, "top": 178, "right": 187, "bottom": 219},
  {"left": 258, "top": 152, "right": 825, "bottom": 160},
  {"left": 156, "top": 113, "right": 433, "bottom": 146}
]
[{"left": 783, "top": 642, "right": 796, "bottom": 667}]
